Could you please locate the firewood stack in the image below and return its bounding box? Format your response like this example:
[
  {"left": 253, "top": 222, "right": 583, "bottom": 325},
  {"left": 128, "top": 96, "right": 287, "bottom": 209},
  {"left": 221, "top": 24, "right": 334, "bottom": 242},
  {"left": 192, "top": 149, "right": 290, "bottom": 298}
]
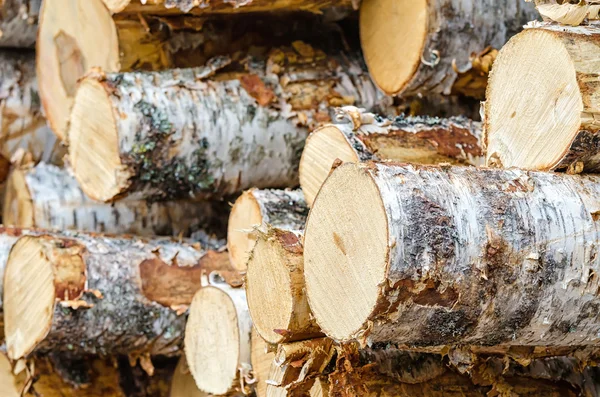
[{"left": 1, "top": 0, "right": 599, "bottom": 395}]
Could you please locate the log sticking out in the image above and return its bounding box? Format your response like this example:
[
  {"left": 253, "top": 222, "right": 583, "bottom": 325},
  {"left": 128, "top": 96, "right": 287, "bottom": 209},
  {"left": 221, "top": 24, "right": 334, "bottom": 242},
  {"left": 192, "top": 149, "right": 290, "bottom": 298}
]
[
  {"left": 246, "top": 228, "right": 322, "bottom": 344},
  {"left": 169, "top": 358, "right": 208, "bottom": 397},
  {"left": 251, "top": 328, "right": 276, "bottom": 397},
  {"left": 299, "top": 106, "right": 484, "bottom": 206},
  {"left": 485, "top": 23, "right": 600, "bottom": 173},
  {"left": 304, "top": 162, "right": 600, "bottom": 347},
  {"left": 68, "top": 42, "right": 381, "bottom": 202},
  {"left": 3, "top": 162, "right": 219, "bottom": 236},
  {"left": 103, "top": 0, "right": 354, "bottom": 15},
  {"left": 185, "top": 280, "right": 253, "bottom": 395},
  {"left": 4, "top": 231, "right": 228, "bottom": 360},
  {"left": 359, "top": 0, "right": 537, "bottom": 97},
  {"left": 0, "top": 0, "right": 40, "bottom": 48},
  {"left": 228, "top": 189, "right": 308, "bottom": 272}
]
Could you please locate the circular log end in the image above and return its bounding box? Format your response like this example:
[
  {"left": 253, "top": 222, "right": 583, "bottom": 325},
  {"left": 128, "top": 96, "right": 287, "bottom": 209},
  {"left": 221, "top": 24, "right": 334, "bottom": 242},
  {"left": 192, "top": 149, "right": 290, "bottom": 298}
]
[
  {"left": 227, "top": 190, "right": 264, "bottom": 272},
  {"left": 170, "top": 357, "right": 209, "bottom": 397},
  {"left": 102, "top": 0, "right": 132, "bottom": 13},
  {"left": 69, "top": 77, "right": 124, "bottom": 202},
  {"left": 359, "top": 0, "right": 428, "bottom": 96},
  {"left": 246, "top": 235, "right": 297, "bottom": 345},
  {"left": 485, "top": 29, "right": 583, "bottom": 171},
  {"left": 309, "top": 378, "right": 329, "bottom": 397},
  {"left": 3, "top": 167, "right": 35, "bottom": 228},
  {"left": 0, "top": 353, "right": 22, "bottom": 397},
  {"left": 250, "top": 328, "right": 273, "bottom": 397},
  {"left": 37, "top": 0, "right": 119, "bottom": 140},
  {"left": 299, "top": 125, "right": 360, "bottom": 207},
  {"left": 184, "top": 286, "right": 241, "bottom": 395},
  {"left": 304, "top": 162, "right": 388, "bottom": 341}
]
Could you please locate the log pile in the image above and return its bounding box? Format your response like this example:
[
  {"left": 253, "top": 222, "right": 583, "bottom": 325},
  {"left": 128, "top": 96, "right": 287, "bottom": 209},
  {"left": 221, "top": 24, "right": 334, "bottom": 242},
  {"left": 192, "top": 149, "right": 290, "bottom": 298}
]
[{"left": 1, "top": 0, "right": 597, "bottom": 395}]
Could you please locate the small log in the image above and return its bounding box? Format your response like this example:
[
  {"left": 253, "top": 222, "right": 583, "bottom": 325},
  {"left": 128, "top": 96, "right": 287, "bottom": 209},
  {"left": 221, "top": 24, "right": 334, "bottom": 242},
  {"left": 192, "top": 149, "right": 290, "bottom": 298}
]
[
  {"left": 169, "top": 357, "right": 208, "bottom": 397},
  {"left": 68, "top": 42, "right": 381, "bottom": 202},
  {"left": 184, "top": 279, "right": 253, "bottom": 395},
  {"left": 299, "top": 106, "right": 484, "bottom": 206},
  {"left": 228, "top": 189, "right": 307, "bottom": 272},
  {"left": 485, "top": 23, "right": 600, "bottom": 173},
  {"left": 103, "top": 0, "right": 353, "bottom": 15},
  {"left": 3, "top": 162, "right": 218, "bottom": 236},
  {"left": 246, "top": 228, "right": 322, "bottom": 344},
  {"left": 304, "top": 162, "right": 600, "bottom": 347},
  {"left": 251, "top": 328, "right": 275, "bottom": 397},
  {"left": 4, "top": 231, "right": 228, "bottom": 360},
  {"left": 0, "top": 1, "right": 40, "bottom": 48},
  {"left": 359, "top": 0, "right": 537, "bottom": 97}
]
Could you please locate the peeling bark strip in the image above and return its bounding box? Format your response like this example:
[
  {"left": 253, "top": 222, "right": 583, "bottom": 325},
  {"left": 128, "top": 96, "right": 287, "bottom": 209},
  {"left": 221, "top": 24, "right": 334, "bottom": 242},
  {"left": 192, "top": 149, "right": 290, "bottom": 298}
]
[
  {"left": 305, "top": 162, "right": 600, "bottom": 347},
  {"left": 0, "top": 50, "right": 61, "bottom": 173},
  {"left": 228, "top": 188, "right": 308, "bottom": 271},
  {"left": 69, "top": 44, "right": 381, "bottom": 202},
  {"left": 103, "top": 0, "right": 354, "bottom": 14},
  {"left": 3, "top": 162, "right": 219, "bottom": 237},
  {"left": 4, "top": 231, "right": 227, "bottom": 360},
  {"left": 0, "top": 0, "right": 40, "bottom": 48},
  {"left": 485, "top": 23, "right": 600, "bottom": 174},
  {"left": 300, "top": 106, "right": 483, "bottom": 206},
  {"left": 359, "top": 0, "right": 538, "bottom": 97}
]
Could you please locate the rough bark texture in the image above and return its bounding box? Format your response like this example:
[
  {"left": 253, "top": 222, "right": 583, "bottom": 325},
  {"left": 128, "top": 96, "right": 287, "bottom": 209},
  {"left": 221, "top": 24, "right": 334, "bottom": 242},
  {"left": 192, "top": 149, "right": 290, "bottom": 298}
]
[
  {"left": 314, "top": 162, "right": 600, "bottom": 347},
  {"left": 70, "top": 42, "right": 382, "bottom": 201},
  {"left": 0, "top": 0, "right": 40, "bottom": 48},
  {"left": 244, "top": 189, "right": 308, "bottom": 233},
  {"left": 5, "top": 231, "right": 229, "bottom": 359},
  {"left": 0, "top": 50, "right": 61, "bottom": 171},
  {"left": 104, "top": 0, "right": 354, "bottom": 15},
  {"left": 3, "top": 162, "right": 220, "bottom": 236}
]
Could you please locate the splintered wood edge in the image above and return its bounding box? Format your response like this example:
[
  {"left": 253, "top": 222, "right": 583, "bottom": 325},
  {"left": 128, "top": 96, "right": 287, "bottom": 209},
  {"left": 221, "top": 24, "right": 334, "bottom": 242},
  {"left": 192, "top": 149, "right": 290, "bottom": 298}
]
[
  {"left": 37, "top": 0, "right": 119, "bottom": 140},
  {"left": 227, "top": 190, "right": 264, "bottom": 271},
  {"left": 3, "top": 168, "right": 35, "bottom": 228},
  {"left": 250, "top": 328, "right": 274, "bottom": 397},
  {"left": 169, "top": 357, "right": 208, "bottom": 397},
  {"left": 4, "top": 236, "right": 57, "bottom": 360},
  {"left": 485, "top": 29, "right": 583, "bottom": 170},
  {"left": 359, "top": 0, "right": 428, "bottom": 95},
  {"left": 299, "top": 125, "right": 360, "bottom": 207},
  {"left": 184, "top": 287, "right": 241, "bottom": 395},
  {"left": 69, "top": 78, "right": 123, "bottom": 202},
  {"left": 304, "top": 163, "right": 388, "bottom": 341},
  {"left": 0, "top": 353, "right": 22, "bottom": 397}
]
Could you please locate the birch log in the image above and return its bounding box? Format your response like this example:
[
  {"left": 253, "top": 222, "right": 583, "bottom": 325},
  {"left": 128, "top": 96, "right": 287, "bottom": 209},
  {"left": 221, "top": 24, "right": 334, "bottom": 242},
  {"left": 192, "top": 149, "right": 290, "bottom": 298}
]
[
  {"left": 184, "top": 279, "right": 253, "bottom": 395},
  {"left": 3, "top": 162, "right": 218, "bottom": 236},
  {"left": 485, "top": 23, "right": 600, "bottom": 173},
  {"left": 169, "top": 357, "right": 208, "bottom": 397},
  {"left": 228, "top": 189, "right": 307, "bottom": 271},
  {"left": 359, "top": 0, "right": 537, "bottom": 97},
  {"left": 304, "top": 162, "right": 600, "bottom": 347},
  {"left": 251, "top": 329, "right": 275, "bottom": 397},
  {"left": 0, "top": 50, "right": 61, "bottom": 177},
  {"left": 103, "top": 0, "right": 353, "bottom": 15},
  {"left": 68, "top": 43, "right": 380, "bottom": 202},
  {"left": 300, "top": 107, "right": 484, "bottom": 206},
  {"left": 0, "top": 1, "right": 40, "bottom": 48},
  {"left": 3, "top": 231, "right": 229, "bottom": 360},
  {"left": 246, "top": 228, "right": 322, "bottom": 344}
]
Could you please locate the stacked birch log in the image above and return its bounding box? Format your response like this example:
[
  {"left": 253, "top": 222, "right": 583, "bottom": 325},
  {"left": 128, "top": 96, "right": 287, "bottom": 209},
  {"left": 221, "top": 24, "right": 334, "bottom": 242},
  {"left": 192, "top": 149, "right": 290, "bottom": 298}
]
[{"left": 2, "top": 0, "right": 600, "bottom": 396}]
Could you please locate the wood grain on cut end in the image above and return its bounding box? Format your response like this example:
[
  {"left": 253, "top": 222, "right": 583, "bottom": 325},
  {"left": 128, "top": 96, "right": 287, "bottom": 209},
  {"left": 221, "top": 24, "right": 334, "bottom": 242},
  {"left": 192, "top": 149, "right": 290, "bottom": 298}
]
[
  {"left": 251, "top": 328, "right": 275, "bottom": 397},
  {"left": 359, "top": 0, "right": 428, "bottom": 95},
  {"left": 304, "top": 163, "right": 388, "bottom": 341},
  {"left": 309, "top": 378, "right": 329, "bottom": 397},
  {"left": 0, "top": 352, "right": 22, "bottom": 397},
  {"left": 69, "top": 78, "right": 123, "bottom": 202},
  {"left": 227, "top": 190, "right": 264, "bottom": 271}
]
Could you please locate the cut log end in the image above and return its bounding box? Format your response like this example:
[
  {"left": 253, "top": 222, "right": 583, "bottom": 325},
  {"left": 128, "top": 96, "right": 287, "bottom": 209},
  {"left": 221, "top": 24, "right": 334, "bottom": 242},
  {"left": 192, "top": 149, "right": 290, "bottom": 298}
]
[
  {"left": 0, "top": 353, "right": 21, "bottom": 397},
  {"left": 485, "top": 29, "right": 583, "bottom": 171},
  {"left": 251, "top": 329, "right": 274, "bottom": 397},
  {"left": 309, "top": 378, "right": 329, "bottom": 397},
  {"left": 103, "top": 0, "right": 130, "bottom": 13},
  {"left": 69, "top": 78, "right": 123, "bottom": 202},
  {"left": 299, "top": 125, "right": 359, "bottom": 207},
  {"left": 170, "top": 358, "right": 208, "bottom": 397},
  {"left": 304, "top": 163, "right": 387, "bottom": 341},
  {"left": 227, "top": 191, "right": 264, "bottom": 271},
  {"left": 5, "top": 235, "right": 86, "bottom": 360},
  {"left": 185, "top": 286, "right": 242, "bottom": 395},
  {"left": 3, "top": 167, "right": 34, "bottom": 228},
  {"left": 359, "top": 0, "right": 428, "bottom": 95},
  {"left": 37, "top": 0, "right": 119, "bottom": 140}
]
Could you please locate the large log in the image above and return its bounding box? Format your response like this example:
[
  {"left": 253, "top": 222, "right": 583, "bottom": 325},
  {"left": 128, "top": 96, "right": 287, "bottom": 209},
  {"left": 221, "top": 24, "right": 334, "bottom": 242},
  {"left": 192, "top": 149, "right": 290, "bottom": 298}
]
[
  {"left": 359, "top": 0, "right": 537, "bottom": 98},
  {"left": 3, "top": 230, "right": 228, "bottom": 360},
  {"left": 299, "top": 106, "right": 484, "bottom": 206},
  {"left": 0, "top": 1, "right": 40, "bottom": 48},
  {"left": 485, "top": 23, "right": 600, "bottom": 173},
  {"left": 103, "top": 0, "right": 353, "bottom": 15},
  {"left": 184, "top": 279, "right": 253, "bottom": 395},
  {"left": 3, "top": 162, "right": 218, "bottom": 236},
  {"left": 68, "top": 43, "right": 380, "bottom": 203},
  {"left": 304, "top": 162, "right": 600, "bottom": 347},
  {"left": 228, "top": 189, "right": 307, "bottom": 271}
]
